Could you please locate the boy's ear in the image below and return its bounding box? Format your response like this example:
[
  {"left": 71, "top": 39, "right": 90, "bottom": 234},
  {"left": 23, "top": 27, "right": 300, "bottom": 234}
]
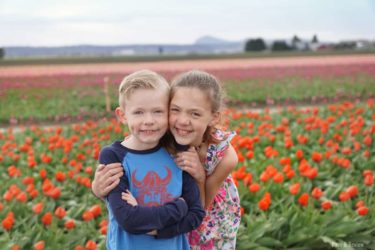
[
  {"left": 115, "top": 107, "right": 127, "bottom": 125},
  {"left": 209, "top": 112, "right": 220, "bottom": 126}
]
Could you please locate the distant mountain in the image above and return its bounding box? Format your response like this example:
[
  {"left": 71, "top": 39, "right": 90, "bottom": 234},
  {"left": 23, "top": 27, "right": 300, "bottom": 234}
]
[
  {"left": 195, "top": 35, "right": 239, "bottom": 45},
  {"left": 4, "top": 40, "right": 245, "bottom": 58}
]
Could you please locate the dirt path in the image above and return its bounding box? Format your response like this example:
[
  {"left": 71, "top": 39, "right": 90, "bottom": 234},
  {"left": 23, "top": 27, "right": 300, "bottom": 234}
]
[{"left": 1, "top": 54, "right": 375, "bottom": 77}]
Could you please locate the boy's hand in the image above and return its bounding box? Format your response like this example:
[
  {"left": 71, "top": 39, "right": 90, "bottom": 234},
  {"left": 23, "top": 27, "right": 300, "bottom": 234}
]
[
  {"left": 92, "top": 163, "right": 123, "bottom": 198},
  {"left": 147, "top": 230, "right": 157, "bottom": 236},
  {"left": 175, "top": 147, "right": 206, "bottom": 184},
  {"left": 121, "top": 190, "right": 138, "bottom": 206}
]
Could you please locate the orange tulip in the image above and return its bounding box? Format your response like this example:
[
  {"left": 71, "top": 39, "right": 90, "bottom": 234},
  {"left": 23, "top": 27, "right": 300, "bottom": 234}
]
[
  {"left": 249, "top": 183, "right": 260, "bottom": 193},
  {"left": 273, "top": 172, "right": 284, "bottom": 183},
  {"left": 357, "top": 206, "right": 369, "bottom": 216},
  {"left": 258, "top": 192, "right": 271, "bottom": 211},
  {"left": 85, "top": 240, "right": 97, "bottom": 250},
  {"left": 32, "top": 202, "right": 44, "bottom": 214},
  {"left": 55, "top": 171, "right": 66, "bottom": 182},
  {"left": 100, "top": 225, "right": 107, "bottom": 235},
  {"left": 296, "top": 149, "right": 304, "bottom": 160},
  {"left": 289, "top": 183, "right": 300, "bottom": 195},
  {"left": 311, "top": 187, "right": 323, "bottom": 200},
  {"left": 2, "top": 215, "right": 14, "bottom": 230},
  {"left": 364, "top": 175, "right": 374, "bottom": 186},
  {"left": 41, "top": 212, "right": 53, "bottom": 226},
  {"left": 82, "top": 211, "right": 94, "bottom": 221},
  {"left": 339, "top": 191, "right": 350, "bottom": 202},
  {"left": 321, "top": 201, "right": 332, "bottom": 210},
  {"left": 54, "top": 207, "right": 66, "bottom": 219},
  {"left": 346, "top": 185, "right": 358, "bottom": 198},
  {"left": 298, "top": 193, "right": 309, "bottom": 207},
  {"left": 34, "top": 241, "right": 45, "bottom": 250},
  {"left": 311, "top": 152, "right": 322, "bottom": 163},
  {"left": 64, "top": 220, "right": 75, "bottom": 229},
  {"left": 11, "top": 245, "right": 20, "bottom": 250},
  {"left": 89, "top": 204, "right": 102, "bottom": 218}
]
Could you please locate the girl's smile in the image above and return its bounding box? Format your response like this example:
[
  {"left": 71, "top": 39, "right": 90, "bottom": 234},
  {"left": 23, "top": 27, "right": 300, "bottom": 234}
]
[{"left": 169, "top": 87, "right": 218, "bottom": 147}]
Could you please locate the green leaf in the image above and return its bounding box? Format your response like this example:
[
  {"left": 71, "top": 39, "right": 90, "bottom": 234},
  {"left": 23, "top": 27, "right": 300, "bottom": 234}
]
[{"left": 256, "top": 237, "right": 283, "bottom": 248}]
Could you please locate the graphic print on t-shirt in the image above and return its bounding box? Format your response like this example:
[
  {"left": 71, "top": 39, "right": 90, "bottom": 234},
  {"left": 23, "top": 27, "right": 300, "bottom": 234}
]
[{"left": 131, "top": 166, "right": 174, "bottom": 206}]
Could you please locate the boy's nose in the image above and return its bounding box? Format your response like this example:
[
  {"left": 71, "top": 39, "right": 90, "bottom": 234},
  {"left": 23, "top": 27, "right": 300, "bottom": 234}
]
[{"left": 144, "top": 114, "right": 155, "bottom": 124}]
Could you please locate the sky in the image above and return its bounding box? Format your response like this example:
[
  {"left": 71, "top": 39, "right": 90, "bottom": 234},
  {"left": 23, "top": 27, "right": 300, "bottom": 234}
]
[{"left": 1, "top": 0, "right": 375, "bottom": 46}]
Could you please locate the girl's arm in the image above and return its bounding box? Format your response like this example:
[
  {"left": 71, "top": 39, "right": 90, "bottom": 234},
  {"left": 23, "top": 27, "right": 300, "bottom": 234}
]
[
  {"left": 155, "top": 171, "right": 206, "bottom": 238},
  {"left": 174, "top": 147, "right": 206, "bottom": 206},
  {"left": 108, "top": 174, "right": 189, "bottom": 234},
  {"left": 92, "top": 163, "right": 123, "bottom": 199},
  {"left": 204, "top": 144, "right": 238, "bottom": 209}
]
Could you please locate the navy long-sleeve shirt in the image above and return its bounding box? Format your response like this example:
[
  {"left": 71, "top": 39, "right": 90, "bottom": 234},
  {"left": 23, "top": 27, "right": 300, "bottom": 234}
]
[{"left": 99, "top": 141, "right": 205, "bottom": 249}]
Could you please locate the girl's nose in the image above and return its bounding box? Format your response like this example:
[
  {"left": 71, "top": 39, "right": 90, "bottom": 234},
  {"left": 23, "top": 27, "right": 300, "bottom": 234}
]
[{"left": 177, "top": 114, "right": 190, "bottom": 125}]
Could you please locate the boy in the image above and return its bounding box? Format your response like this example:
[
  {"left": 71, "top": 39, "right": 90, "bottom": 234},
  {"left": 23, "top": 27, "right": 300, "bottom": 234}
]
[{"left": 98, "top": 70, "right": 205, "bottom": 250}]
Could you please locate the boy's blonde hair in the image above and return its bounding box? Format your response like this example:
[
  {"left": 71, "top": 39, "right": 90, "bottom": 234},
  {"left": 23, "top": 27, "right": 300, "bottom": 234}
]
[{"left": 118, "top": 70, "right": 170, "bottom": 108}]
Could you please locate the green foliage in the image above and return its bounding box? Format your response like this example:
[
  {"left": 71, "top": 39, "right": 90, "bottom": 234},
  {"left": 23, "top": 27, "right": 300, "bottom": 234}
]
[
  {"left": 245, "top": 38, "right": 266, "bottom": 52},
  {"left": 272, "top": 41, "right": 292, "bottom": 51},
  {"left": 0, "top": 48, "right": 5, "bottom": 59},
  {"left": 232, "top": 102, "right": 375, "bottom": 249}
]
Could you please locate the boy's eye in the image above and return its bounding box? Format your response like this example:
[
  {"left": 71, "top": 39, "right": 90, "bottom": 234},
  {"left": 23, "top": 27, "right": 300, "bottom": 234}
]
[
  {"left": 154, "top": 110, "right": 164, "bottom": 114},
  {"left": 170, "top": 108, "right": 179, "bottom": 112},
  {"left": 133, "top": 111, "right": 143, "bottom": 115}
]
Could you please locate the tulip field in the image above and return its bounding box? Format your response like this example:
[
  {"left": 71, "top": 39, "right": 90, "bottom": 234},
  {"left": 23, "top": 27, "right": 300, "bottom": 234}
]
[{"left": 0, "top": 54, "right": 375, "bottom": 249}]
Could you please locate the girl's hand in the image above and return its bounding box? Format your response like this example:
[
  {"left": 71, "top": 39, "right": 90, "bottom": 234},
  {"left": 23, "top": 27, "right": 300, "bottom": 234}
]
[
  {"left": 92, "top": 163, "right": 123, "bottom": 199},
  {"left": 175, "top": 147, "right": 206, "bottom": 184},
  {"left": 121, "top": 190, "right": 138, "bottom": 206}
]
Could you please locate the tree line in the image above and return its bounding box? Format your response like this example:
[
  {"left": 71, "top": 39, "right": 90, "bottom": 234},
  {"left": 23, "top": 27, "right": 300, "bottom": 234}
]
[{"left": 245, "top": 35, "right": 319, "bottom": 52}]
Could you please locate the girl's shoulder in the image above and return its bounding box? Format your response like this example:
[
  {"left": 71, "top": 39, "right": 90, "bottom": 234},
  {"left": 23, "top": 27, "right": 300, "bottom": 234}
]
[
  {"left": 211, "top": 129, "right": 236, "bottom": 143},
  {"left": 205, "top": 129, "right": 236, "bottom": 174}
]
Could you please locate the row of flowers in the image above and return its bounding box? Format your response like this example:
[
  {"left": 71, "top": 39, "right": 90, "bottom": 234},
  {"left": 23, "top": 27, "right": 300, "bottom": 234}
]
[{"left": 0, "top": 99, "right": 374, "bottom": 249}]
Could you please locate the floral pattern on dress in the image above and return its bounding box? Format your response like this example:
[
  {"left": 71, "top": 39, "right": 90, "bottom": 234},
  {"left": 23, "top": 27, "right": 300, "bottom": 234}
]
[{"left": 189, "top": 129, "right": 241, "bottom": 250}]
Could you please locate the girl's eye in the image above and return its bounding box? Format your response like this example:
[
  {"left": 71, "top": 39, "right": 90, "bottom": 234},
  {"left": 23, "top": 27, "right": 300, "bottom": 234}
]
[{"left": 192, "top": 112, "right": 201, "bottom": 118}]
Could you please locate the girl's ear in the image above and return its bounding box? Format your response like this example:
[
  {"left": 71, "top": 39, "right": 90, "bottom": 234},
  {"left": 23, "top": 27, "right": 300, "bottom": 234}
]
[
  {"left": 209, "top": 112, "right": 220, "bottom": 126},
  {"left": 115, "top": 107, "right": 127, "bottom": 125}
]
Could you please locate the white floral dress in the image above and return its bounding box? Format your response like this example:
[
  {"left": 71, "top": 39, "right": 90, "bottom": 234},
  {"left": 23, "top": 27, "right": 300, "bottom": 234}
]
[{"left": 188, "top": 130, "right": 241, "bottom": 250}]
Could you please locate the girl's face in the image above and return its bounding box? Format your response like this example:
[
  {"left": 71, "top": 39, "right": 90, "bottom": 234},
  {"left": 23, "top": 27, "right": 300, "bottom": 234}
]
[{"left": 169, "top": 87, "right": 219, "bottom": 146}]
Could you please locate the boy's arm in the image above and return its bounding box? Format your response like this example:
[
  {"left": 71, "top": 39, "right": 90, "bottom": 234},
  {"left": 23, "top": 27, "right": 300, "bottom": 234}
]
[
  {"left": 155, "top": 171, "right": 206, "bottom": 239},
  {"left": 100, "top": 147, "right": 189, "bottom": 234},
  {"left": 107, "top": 175, "right": 189, "bottom": 234}
]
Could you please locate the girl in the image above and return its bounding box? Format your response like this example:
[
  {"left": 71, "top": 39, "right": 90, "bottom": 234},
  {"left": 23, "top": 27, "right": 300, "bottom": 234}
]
[{"left": 93, "top": 70, "right": 241, "bottom": 249}]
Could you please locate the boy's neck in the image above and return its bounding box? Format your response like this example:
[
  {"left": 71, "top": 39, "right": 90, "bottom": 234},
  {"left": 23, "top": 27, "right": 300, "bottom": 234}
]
[{"left": 121, "top": 135, "right": 159, "bottom": 151}]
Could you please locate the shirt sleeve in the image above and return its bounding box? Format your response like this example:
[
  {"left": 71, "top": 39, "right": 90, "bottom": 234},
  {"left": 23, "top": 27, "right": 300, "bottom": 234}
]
[
  {"left": 100, "top": 147, "right": 189, "bottom": 234},
  {"left": 156, "top": 171, "right": 206, "bottom": 238}
]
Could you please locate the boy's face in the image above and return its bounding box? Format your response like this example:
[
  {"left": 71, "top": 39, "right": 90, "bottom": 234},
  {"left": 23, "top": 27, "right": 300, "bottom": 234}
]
[
  {"left": 117, "top": 88, "right": 169, "bottom": 150},
  {"left": 169, "top": 87, "right": 219, "bottom": 146}
]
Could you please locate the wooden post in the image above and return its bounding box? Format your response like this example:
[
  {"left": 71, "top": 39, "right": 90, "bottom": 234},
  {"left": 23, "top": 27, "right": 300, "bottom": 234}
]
[{"left": 104, "top": 77, "right": 111, "bottom": 112}]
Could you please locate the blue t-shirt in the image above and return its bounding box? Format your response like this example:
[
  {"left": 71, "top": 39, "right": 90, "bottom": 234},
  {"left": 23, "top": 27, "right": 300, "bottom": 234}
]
[{"left": 99, "top": 141, "right": 205, "bottom": 250}]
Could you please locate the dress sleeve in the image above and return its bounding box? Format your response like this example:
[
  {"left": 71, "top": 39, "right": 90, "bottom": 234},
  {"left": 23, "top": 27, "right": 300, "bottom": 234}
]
[{"left": 205, "top": 130, "right": 236, "bottom": 176}]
